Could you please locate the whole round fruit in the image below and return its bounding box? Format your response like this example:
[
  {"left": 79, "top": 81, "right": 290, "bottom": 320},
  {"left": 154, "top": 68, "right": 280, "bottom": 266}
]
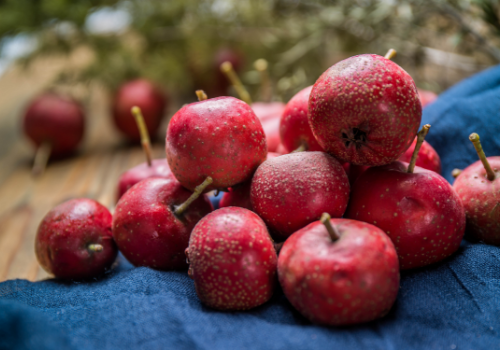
[
  {"left": 186, "top": 207, "right": 277, "bottom": 310},
  {"left": 116, "top": 158, "right": 172, "bottom": 201},
  {"left": 166, "top": 96, "right": 267, "bottom": 192},
  {"left": 280, "top": 86, "right": 323, "bottom": 152},
  {"left": 278, "top": 217, "right": 399, "bottom": 326},
  {"left": 453, "top": 158, "right": 500, "bottom": 245},
  {"left": 345, "top": 162, "right": 466, "bottom": 269},
  {"left": 309, "top": 54, "right": 422, "bottom": 166},
  {"left": 113, "top": 177, "right": 213, "bottom": 270},
  {"left": 453, "top": 134, "right": 500, "bottom": 245},
  {"left": 251, "top": 151, "right": 349, "bottom": 241},
  {"left": 35, "top": 198, "right": 117, "bottom": 279},
  {"left": 112, "top": 79, "right": 167, "bottom": 141},
  {"left": 23, "top": 92, "right": 85, "bottom": 157}
]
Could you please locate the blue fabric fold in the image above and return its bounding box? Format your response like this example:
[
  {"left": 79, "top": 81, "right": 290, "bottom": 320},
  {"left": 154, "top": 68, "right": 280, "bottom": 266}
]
[
  {"left": 423, "top": 64, "right": 500, "bottom": 183},
  {"left": 2, "top": 65, "right": 500, "bottom": 350}
]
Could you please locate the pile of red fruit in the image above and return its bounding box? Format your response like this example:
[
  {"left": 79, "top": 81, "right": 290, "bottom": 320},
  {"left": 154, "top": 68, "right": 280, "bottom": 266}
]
[{"left": 35, "top": 50, "right": 499, "bottom": 327}]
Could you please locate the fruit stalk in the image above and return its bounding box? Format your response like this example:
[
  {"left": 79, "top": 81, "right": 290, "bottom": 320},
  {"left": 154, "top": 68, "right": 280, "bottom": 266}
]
[
  {"left": 174, "top": 176, "right": 213, "bottom": 216},
  {"left": 254, "top": 59, "right": 272, "bottom": 102},
  {"left": 292, "top": 143, "right": 307, "bottom": 153},
  {"left": 384, "top": 49, "right": 397, "bottom": 60},
  {"left": 320, "top": 213, "right": 340, "bottom": 241},
  {"left": 131, "top": 106, "right": 152, "bottom": 167},
  {"left": 407, "top": 124, "right": 431, "bottom": 174},
  {"left": 452, "top": 168, "right": 462, "bottom": 178},
  {"left": 220, "top": 61, "right": 252, "bottom": 104},
  {"left": 469, "top": 133, "right": 496, "bottom": 181},
  {"left": 195, "top": 90, "right": 208, "bottom": 101},
  {"left": 32, "top": 141, "right": 52, "bottom": 177}
]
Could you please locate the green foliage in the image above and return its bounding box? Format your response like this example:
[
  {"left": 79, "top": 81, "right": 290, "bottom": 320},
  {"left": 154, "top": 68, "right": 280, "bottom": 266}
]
[{"left": 0, "top": 0, "right": 499, "bottom": 99}]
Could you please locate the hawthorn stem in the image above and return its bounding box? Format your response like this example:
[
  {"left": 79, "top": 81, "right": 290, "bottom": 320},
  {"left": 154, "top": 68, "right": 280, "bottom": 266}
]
[
  {"left": 131, "top": 106, "right": 152, "bottom": 167},
  {"left": 220, "top": 61, "right": 252, "bottom": 105},
  {"left": 407, "top": 124, "right": 431, "bottom": 174},
  {"left": 195, "top": 90, "right": 208, "bottom": 101},
  {"left": 451, "top": 168, "right": 462, "bottom": 178},
  {"left": 469, "top": 133, "right": 495, "bottom": 181},
  {"left": 292, "top": 143, "right": 307, "bottom": 153},
  {"left": 32, "top": 141, "right": 52, "bottom": 177},
  {"left": 320, "top": 213, "right": 340, "bottom": 241},
  {"left": 254, "top": 58, "right": 272, "bottom": 102},
  {"left": 88, "top": 243, "right": 103, "bottom": 252},
  {"left": 384, "top": 49, "right": 397, "bottom": 60},
  {"left": 174, "top": 176, "right": 213, "bottom": 216}
]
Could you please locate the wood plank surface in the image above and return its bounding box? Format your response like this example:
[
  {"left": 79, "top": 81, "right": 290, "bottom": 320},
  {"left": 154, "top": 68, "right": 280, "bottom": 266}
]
[{"left": 0, "top": 55, "right": 174, "bottom": 282}]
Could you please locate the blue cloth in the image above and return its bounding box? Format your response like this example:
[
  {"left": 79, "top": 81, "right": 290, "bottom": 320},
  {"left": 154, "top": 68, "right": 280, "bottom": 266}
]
[
  {"left": 2, "top": 66, "right": 500, "bottom": 350},
  {"left": 423, "top": 64, "right": 500, "bottom": 183}
]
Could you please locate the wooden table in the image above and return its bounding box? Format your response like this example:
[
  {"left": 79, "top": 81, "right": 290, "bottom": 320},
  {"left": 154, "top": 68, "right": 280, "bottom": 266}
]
[{"left": 0, "top": 56, "right": 174, "bottom": 282}]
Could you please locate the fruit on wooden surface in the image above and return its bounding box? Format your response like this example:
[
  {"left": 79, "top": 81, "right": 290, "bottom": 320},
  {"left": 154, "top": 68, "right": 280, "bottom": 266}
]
[
  {"left": 35, "top": 198, "right": 117, "bottom": 280},
  {"left": 111, "top": 79, "right": 167, "bottom": 141},
  {"left": 23, "top": 92, "right": 85, "bottom": 158}
]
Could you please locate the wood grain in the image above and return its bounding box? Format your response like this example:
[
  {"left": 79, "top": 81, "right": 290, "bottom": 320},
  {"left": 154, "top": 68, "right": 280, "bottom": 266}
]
[{"left": 0, "top": 56, "right": 172, "bottom": 282}]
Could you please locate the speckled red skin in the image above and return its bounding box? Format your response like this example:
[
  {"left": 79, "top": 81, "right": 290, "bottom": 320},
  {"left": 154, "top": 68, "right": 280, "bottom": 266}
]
[
  {"left": 23, "top": 93, "right": 85, "bottom": 157},
  {"left": 186, "top": 207, "right": 277, "bottom": 310},
  {"left": 166, "top": 96, "right": 267, "bottom": 192},
  {"left": 417, "top": 88, "right": 438, "bottom": 108},
  {"left": 453, "top": 157, "right": 500, "bottom": 245},
  {"left": 113, "top": 177, "right": 213, "bottom": 270},
  {"left": 219, "top": 152, "right": 280, "bottom": 211},
  {"left": 112, "top": 79, "right": 167, "bottom": 141},
  {"left": 251, "top": 152, "right": 350, "bottom": 241},
  {"left": 280, "top": 86, "right": 323, "bottom": 153},
  {"left": 345, "top": 162, "right": 465, "bottom": 270},
  {"left": 116, "top": 158, "right": 173, "bottom": 201},
  {"left": 309, "top": 54, "right": 422, "bottom": 166},
  {"left": 399, "top": 139, "right": 442, "bottom": 173},
  {"left": 278, "top": 218, "right": 399, "bottom": 326},
  {"left": 35, "top": 198, "right": 117, "bottom": 280}
]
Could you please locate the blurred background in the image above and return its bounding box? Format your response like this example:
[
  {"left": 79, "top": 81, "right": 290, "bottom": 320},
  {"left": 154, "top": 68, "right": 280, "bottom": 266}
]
[{"left": 0, "top": 0, "right": 499, "bottom": 281}]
